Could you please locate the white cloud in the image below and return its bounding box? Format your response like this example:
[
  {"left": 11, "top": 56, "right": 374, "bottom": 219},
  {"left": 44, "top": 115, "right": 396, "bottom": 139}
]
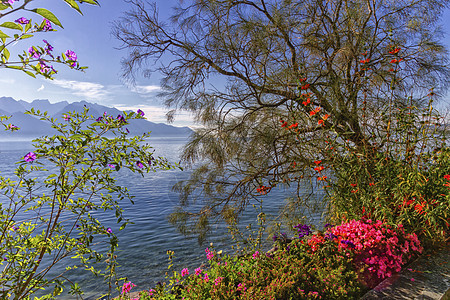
[
  {"left": 129, "top": 85, "right": 161, "bottom": 97},
  {"left": 51, "top": 79, "right": 110, "bottom": 100},
  {"left": 37, "top": 84, "right": 44, "bottom": 92},
  {"left": 114, "top": 104, "right": 195, "bottom": 128},
  {"left": 0, "top": 78, "right": 15, "bottom": 84}
]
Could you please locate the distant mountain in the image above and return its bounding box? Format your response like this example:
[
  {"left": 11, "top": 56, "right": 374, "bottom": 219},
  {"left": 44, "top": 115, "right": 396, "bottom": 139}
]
[{"left": 0, "top": 97, "right": 192, "bottom": 138}]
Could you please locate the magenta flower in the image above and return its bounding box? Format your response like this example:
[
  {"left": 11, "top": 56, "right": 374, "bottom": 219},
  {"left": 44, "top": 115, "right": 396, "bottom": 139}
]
[
  {"left": 121, "top": 281, "right": 136, "bottom": 294},
  {"left": 6, "top": 124, "right": 18, "bottom": 131},
  {"left": 205, "top": 248, "right": 214, "bottom": 260},
  {"left": 42, "top": 19, "right": 52, "bottom": 31},
  {"left": 39, "top": 61, "right": 56, "bottom": 74},
  {"left": 203, "top": 273, "right": 209, "bottom": 282},
  {"left": 214, "top": 276, "right": 224, "bottom": 286},
  {"left": 106, "top": 228, "right": 112, "bottom": 234},
  {"left": 136, "top": 161, "right": 144, "bottom": 168},
  {"left": 137, "top": 109, "right": 145, "bottom": 117},
  {"left": 65, "top": 49, "right": 77, "bottom": 66},
  {"left": 117, "top": 114, "right": 126, "bottom": 123},
  {"left": 28, "top": 47, "right": 41, "bottom": 59},
  {"left": 6, "top": 0, "right": 18, "bottom": 5},
  {"left": 252, "top": 251, "right": 260, "bottom": 259},
  {"left": 15, "top": 17, "right": 29, "bottom": 24},
  {"left": 63, "top": 114, "right": 70, "bottom": 121},
  {"left": 43, "top": 39, "right": 54, "bottom": 56},
  {"left": 195, "top": 267, "right": 202, "bottom": 275},
  {"left": 24, "top": 152, "right": 36, "bottom": 162},
  {"left": 181, "top": 268, "right": 189, "bottom": 277},
  {"left": 108, "top": 164, "right": 115, "bottom": 169}
]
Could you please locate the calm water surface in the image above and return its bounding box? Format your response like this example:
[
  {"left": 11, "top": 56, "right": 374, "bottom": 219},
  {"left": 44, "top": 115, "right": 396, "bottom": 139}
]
[{"left": 0, "top": 137, "right": 323, "bottom": 299}]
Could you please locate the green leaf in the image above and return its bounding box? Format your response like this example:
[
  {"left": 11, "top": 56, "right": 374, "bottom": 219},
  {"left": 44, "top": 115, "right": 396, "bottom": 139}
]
[
  {"left": 0, "top": 22, "right": 22, "bottom": 31},
  {"left": 6, "top": 65, "right": 22, "bottom": 70},
  {"left": 0, "top": 30, "right": 10, "bottom": 39},
  {"left": 0, "top": 4, "right": 8, "bottom": 10},
  {"left": 20, "top": 34, "right": 33, "bottom": 40},
  {"left": 3, "top": 47, "right": 10, "bottom": 60},
  {"left": 31, "top": 8, "right": 63, "bottom": 28},
  {"left": 80, "top": 0, "right": 99, "bottom": 4},
  {"left": 24, "top": 70, "right": 36, "bottom": 78},
  {"left": 63, "top": 0, "right": 82, "bottom": 14},
  {"left": 24, "top": 21, "right": 32, "bottom": 32}
]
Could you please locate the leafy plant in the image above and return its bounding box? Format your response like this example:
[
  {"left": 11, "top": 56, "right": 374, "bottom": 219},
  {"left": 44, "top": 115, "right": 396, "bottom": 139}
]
[{"left": 0, "top": 107, "right": 174, "bottom": 299}]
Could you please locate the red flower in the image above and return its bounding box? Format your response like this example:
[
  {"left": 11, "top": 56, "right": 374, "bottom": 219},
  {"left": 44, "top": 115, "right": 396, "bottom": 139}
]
[
  {"left": 313, "top": 160, "right": 322, "bottom": 165},
  {"left": 299, "top": 77, "right": 307, "bottom": 82},
  {"left": 318, "top": 119, "right": 324, "bottom": 126},
  {"left": 289, "top": 123, "right": 298, "bottom": 129},
  {"left": 301, "top": 83, "right": 310, "bottom": 90},
  {"left": 309, "top": 107, "right": 321, "bottom": 116},
  {"left": 302, "top": 98, "right": 311, "bottom": 106},
  {"left": 414, "top": 202, "right": 427, "bottom": 215},
  {"left": 350, "top": 183, "right": 357, "bottom": 187},
  {"left": 314, "top": 166, "right": 324, "bottom": 173},
  {"left": 322, "top": 114, "right": 330, "bottom": 120},
  {"left": 369, "top": 182, "right": 375, "bottom": 186},
  {"left": 317, "top": 176, "right": 327, "bottom": 181},
  {"left": 360, "top": 58, "right": 370, "bottom": 64},
  {"left": 257, "top": 185, "right": 271, "bottom": 195},
  {"left": 390, "top": 58, "right": 403, "bottom": 64},
  {"left": 444, "top": 174, "right": 450, "bottom": 180},
  {"left": 389, "top": 47, "right": 401, "bottom": 54}
]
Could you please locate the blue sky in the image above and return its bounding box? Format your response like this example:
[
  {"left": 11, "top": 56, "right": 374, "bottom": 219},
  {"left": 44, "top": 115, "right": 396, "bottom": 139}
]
[
  {"left": 1, "top": 0, "right": 450, "bottom": 127},
  {"left": 0, "top": 0, "right": 193, "bottom": 126}
]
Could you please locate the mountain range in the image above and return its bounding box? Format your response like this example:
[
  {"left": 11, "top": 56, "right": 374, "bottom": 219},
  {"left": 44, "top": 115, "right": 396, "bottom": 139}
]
[{"left": 0, "top": 97, "right": 192, "bottom": 138}]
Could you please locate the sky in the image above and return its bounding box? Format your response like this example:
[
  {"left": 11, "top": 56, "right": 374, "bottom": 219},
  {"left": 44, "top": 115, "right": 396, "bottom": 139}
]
[
  {"left": 0, "top": 0, "right": 194, "bottom": 126},
  {"left": 1, "top": 0, "right": 450, "bottom": 128}
]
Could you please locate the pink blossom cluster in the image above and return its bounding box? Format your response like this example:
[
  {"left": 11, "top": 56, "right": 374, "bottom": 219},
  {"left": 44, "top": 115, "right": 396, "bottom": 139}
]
[
  {"left": 205, "top": 248, "right": 214, "bottom": 260},
  {"left": 328, "top": 219, "right": 422, "bottom": 284},
  {"left": 121, "top": 281, "right": 136, "bottom": 294}
]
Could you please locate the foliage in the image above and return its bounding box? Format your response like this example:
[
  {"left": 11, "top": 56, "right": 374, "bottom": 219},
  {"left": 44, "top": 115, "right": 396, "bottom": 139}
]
[
  {"left": 0, "top": 0, "right": 98, "bottom": 78},
  {"left": 114, "top": 0, "right": 450, "bottom": 238},
  {"left": 325, "top": 96, "right": 450, "bottom": 243},
  {"left": 120, "top": 219, "right": 422, "bottom": 300},
  {"left": 0, "top": 108, "right": 174, "bottom": 299}
]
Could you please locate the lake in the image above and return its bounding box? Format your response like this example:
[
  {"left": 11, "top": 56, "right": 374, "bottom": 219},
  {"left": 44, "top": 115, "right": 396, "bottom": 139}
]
[{"left": 0, "top": 137, "right": 324, "bottom": 299}]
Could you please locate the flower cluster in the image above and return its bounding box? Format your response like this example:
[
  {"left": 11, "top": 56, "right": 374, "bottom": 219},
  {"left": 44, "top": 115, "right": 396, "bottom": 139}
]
[
  {"left": 122, "top": 281, "right": 136, "bottom": 294},
  {"left": 294, "top": 223, "right": 312, "bottom": 238},
  {"left": 327, "top": 219, "right": 422, "bottom": 286}
]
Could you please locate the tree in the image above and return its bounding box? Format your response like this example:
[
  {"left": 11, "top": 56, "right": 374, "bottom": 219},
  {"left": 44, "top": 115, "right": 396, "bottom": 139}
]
[{"left": 114, "top": 0, "right": 450, "bottom": 239}]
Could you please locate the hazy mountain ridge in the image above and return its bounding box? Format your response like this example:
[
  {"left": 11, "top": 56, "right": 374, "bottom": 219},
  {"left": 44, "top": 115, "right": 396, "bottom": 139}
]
[{"left": 0, "top": 97, "right": 192, "bottom": 138}]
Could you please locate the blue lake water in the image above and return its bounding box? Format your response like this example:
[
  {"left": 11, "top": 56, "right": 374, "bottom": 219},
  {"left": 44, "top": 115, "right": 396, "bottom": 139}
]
[{"left": 0, "top": 137, "right": 324, "bottom": 299}]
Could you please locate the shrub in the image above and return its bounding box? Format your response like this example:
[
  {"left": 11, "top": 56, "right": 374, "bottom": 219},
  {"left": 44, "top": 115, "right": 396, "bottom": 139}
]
[{"left": 133, "top": 219, "right": 421, "bottom": 300}]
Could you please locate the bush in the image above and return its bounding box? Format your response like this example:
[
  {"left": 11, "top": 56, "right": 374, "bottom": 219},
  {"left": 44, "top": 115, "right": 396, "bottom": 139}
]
[{"left": 122, "top": 219, "right": 422, "bottom": 300}]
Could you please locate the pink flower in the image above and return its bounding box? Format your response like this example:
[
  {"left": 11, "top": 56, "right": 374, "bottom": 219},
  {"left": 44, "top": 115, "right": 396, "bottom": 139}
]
[
  {"left": 203, "top": 273, "right": 209, "bottom": 282},
  {"left": 205, "top": 248, "right": 214, "bottom": 260},
  {"left": 121, "top": 281, "right": 136, "bottom": 294},
  {"left": 252, "top": 251, "right": 260, "bottom": 259},
  {"left": 214, "top": 276, "right": 224, "bottom": 286},
  {"left": 181, "top": 268, "right": 189, "bottom": 277},
  {"left": 195, "top": 268, "right": 202, "bottom": 275}
]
